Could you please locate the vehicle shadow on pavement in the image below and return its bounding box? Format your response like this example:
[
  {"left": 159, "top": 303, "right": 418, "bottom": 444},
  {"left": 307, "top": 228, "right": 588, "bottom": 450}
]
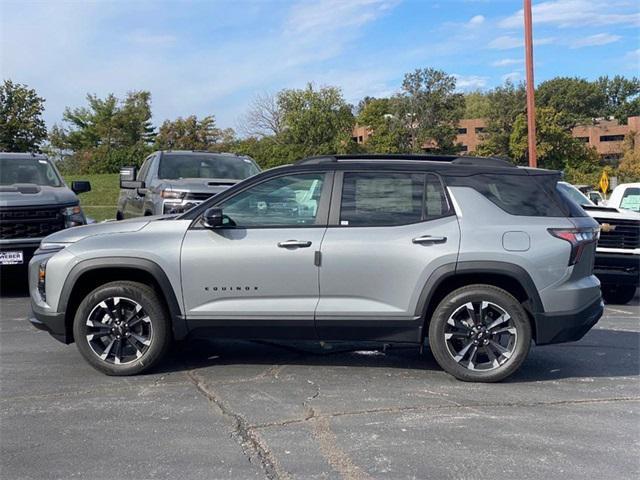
[
  {"left": 0, "top": 269, "right": 29, "bottom": 298},
  {"left": 159, "top": 327, "right": 639, "bottom": 383}
]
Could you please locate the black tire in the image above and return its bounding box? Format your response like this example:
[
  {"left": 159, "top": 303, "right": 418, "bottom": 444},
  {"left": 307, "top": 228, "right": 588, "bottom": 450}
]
[
  {"left": 428, "top": 284, "right": 531, "bottom": 383},
  {"left": 115, "top": 210, "right": 123, "bottom": 221},
  {"left": 602, "top": 285, "right": 637, "bottom": 305},
  {"left": 73, "top": 281, "right": 172, "bottom": 375}
]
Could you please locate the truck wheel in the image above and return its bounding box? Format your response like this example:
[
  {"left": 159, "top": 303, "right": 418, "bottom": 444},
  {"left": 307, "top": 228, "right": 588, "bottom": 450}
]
[
  {"left": 73, "top": 281, "right": 172, "bottom": 375},
  {"left": 428, "top": 285, "right": 531, "bottom": 383},
  {"left": 116, "top": 210, "right": 123, "bottom": 220},
  {"left": 602, "top": 285, "right": 637, "bottom": 305}
]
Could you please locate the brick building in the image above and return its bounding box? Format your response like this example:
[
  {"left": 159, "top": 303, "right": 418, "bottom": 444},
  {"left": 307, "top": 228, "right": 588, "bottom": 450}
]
[{"left": 354, "top": 116, "right": 639, "bottom": 163}]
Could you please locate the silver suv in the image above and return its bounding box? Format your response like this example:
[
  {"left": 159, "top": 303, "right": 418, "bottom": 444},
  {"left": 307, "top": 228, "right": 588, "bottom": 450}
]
[
  {"left": 116, "top": 150, "right": 260, "bottom": 218},
  {"left": 28, "top": 155, "right": 603, "bottom": 382}
]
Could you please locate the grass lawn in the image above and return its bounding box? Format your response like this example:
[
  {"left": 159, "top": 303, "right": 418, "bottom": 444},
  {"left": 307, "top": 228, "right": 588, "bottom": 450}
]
[{"left": 64, "top": 173, "right": 119, "bottom": 222}]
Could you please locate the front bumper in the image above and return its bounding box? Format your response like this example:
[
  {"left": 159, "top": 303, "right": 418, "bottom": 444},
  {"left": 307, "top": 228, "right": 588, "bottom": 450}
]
[
  {"left": 29, "top": 304, "right": 70, "bottom": 344},
  {"left": 534, "top": 296, "right": 604, "bottom": 345},
  {"left": 594, "top": 252, "right": 640, "bottom": 287}
]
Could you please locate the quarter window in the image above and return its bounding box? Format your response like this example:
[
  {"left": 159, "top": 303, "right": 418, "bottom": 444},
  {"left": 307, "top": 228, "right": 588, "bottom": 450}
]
[
  {"left": 219, "top": 173, "right": 325, "bottom": 227},
  {"left": 339, "top": 172, "right": 449, "bottom": 226}
]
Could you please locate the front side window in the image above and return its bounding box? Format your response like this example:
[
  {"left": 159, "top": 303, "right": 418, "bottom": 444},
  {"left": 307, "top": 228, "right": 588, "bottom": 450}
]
[
  {"left": 339, "top": 172, "right": 449, "bottom": 227},
  {"left": 0, "top": 157, "right": 62, "bottom": 187},
  {"left": 219, "top": 173, "right": 325, "bottom": 227}
]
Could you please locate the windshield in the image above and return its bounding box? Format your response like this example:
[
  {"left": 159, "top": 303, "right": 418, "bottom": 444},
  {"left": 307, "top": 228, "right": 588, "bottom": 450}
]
[
  {"left": 556, "top": 182, "right": 593, "bottom": 206},
  {"left": 619, "top": 187, "right": 640, "bottom": 212},
  {"left": 0, "top": 157, "right": 63, "bottom": 187},
  {"left": 158, "top": 153, "right": 259, "bottom": 180}
]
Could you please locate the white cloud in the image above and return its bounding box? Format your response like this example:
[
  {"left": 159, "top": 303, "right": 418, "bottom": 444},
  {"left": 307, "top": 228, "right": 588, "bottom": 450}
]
[
  {"left": 500, "top": 0, "right": 640, "bottom": 29},
  {"left": 488, "top": 35, "right": 555, "bottom": 50},
  {"left": 454, "top": 74, "right": 489, "bottom": 90},
  {"left": 468, "top": 15, "right": 485, "bottom": 26},
  {"left": 570, "top": 33, "right": 621, "bottom": 48},
  {"left": 491, "top": 58, "right": 523, "bottom": 67}
]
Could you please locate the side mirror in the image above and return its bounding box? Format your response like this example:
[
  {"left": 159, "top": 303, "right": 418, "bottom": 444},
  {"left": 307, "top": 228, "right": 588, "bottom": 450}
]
[
  {"left": 71, "top": 180, "right": 91, "bottom": 194},
  {"left": 120, "top": 166, "right": 142, "bottom": 189},
  {"left": 203, "top": 207, "right": 224, "bottom": 228}
]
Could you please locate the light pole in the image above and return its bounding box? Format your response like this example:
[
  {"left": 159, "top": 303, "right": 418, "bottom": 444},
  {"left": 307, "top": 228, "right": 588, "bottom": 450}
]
[{"left": 524, "top": 0, "right": 537, "bottom": 168}]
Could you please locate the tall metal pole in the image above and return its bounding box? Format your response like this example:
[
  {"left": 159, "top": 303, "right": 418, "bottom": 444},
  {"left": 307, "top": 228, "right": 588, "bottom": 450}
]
[{"left": 524, "top": 0, "right": 537, "bottom": 168}]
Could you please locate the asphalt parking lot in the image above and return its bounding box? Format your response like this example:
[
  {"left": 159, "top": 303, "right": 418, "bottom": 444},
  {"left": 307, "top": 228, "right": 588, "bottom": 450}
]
[{"left": 1, "top": 274, "right": 638, "bottom": 480}]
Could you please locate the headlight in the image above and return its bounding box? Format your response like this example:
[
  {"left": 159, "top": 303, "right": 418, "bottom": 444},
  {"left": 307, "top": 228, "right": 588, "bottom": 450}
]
[
  {"left": 161, "top": 190, "right": 185, "bottom": 200},
  {"left": 61, "top": 205, "right": 85, "bottom": 227},
  {"left": 38, "top": 242, "right": 70, "bottom": 253},
  {"left": 38, "top": 259, "right": 48, "bottom": 301}
]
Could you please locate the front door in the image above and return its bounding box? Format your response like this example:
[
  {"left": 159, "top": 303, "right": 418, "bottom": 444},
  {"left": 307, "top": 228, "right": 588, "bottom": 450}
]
[
  {"left": 181, "top": 171, "right": 331, "bottom": 337},
  {"left": 316, "top": 171, "right": 460, "bottom": 341}
]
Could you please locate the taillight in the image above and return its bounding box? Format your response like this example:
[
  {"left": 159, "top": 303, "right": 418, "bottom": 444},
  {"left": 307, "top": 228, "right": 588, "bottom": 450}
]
[{"left": 548, "top": 228, "right": 599, "bottom": 266}]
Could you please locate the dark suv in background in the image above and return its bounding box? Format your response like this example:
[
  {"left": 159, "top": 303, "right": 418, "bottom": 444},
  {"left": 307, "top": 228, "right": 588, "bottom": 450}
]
[
  {"left": 116, "top": 150, "right": 260, "bottom": 218},
  {"left": 0, "top": 152, "right": 90, "bottom": 272}
]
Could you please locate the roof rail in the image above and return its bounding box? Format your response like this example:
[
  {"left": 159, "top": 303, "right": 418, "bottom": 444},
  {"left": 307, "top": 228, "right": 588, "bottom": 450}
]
[{"left": 295, "top": 154, "right": 515, "bottom": 168}]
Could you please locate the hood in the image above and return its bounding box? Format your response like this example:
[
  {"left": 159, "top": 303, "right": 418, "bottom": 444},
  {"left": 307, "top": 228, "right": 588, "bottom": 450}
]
[
  {"left": 161, "top": 178, "right": 239, "bottom": 194},
  {"left": 0, "top": 184, "right": 78, "bottom": 208},
  {"left": 583, "top": 204, "right": 640, "bottom": 220},
  {"left": 42, "top": 214, "right": 174, "bottom": 245}
]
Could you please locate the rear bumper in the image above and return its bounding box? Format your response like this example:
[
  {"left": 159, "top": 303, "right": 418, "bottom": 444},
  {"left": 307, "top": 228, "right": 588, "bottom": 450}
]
[
  {"left": 29, "top": 304, "right": 71, "bottom": 344},
  {"left": 594, "top": 252, "right": 640, "bottom": 286},
  {"left": 534, "top": 296, "right": 604, "bottom": 345}
]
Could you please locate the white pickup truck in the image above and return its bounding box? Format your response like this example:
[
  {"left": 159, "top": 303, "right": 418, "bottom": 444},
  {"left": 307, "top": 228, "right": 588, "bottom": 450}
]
[{"left": 558, "top": 182, "right": 640, "bottom": 305}]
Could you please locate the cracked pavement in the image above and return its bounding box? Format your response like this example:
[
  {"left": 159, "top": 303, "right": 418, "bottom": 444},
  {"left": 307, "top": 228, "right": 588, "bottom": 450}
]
[{"left": 1, "top": 276, "right": 638, "bottom": 479}]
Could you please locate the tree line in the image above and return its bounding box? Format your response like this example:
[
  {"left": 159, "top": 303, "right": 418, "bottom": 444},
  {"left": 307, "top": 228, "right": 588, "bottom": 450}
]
[{"left": 0, "top": 70, "right": 639, "bottom": 184}]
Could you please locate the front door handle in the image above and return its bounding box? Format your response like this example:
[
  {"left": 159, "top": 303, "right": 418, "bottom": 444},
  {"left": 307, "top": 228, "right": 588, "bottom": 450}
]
[
  {"left": 412, "top": 235, "right": 447, "bottom": 245},
  {"left": 278, "top": 240, "right": 312, "bottom": 248}
]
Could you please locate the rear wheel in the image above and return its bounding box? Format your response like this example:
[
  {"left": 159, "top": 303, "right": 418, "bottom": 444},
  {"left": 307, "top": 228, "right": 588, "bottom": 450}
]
[
  {"left": 428, "top": 285, "right": 531, "bottom": 383},
  {"left": 602, "top": 285, "right": 637, "bottom": 305},
  {"left": 73, "top": 281, "right": 171, "bottom": 375}
]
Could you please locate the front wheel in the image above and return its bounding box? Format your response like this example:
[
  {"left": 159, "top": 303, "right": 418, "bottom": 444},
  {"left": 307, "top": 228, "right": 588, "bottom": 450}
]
[
  {"left": 428, "top": 285, "right": 532, "bottom": 383},
  {"left": 73, "top": 281, "right": 172, "bottom": 375},
  {"left": 602, "top": 285, "right": 637, "bottom": 305}
]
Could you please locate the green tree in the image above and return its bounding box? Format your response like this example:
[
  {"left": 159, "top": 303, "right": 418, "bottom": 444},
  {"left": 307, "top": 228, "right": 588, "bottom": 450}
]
[
  {"left": 617, "top": 132, "right": 640, "bottom": 182},
  {"left": 509, "top": 106, "right": 600, "bottom": 172},
  {"left": 0, "top": 80, "right": 47, "bottom": 152},
  {"left": 475, "top": 81, "right": 526, "bottom": 157},
  {"left": 463, "top": 90, "right": 491, "bottom": 119},
  {"left": 356, "top": 98, "right": 405, "bottom": 153},
  {"left": 536, "top": 77, "right": 605, "bottom": 126},
  {"left": 50, "top": 91, "right": 154, "bottom": 173},
  {"left": 277, "top": 83, "right": 357, "bottom": 156},
  {"left": 155, "top": 115, "right": 235, "bottom": 151},
  {"left": 393, "top": 68, "right": 464, "bottom": 152},
  {"left": 595, "top": 75, "right": 640, "bottom": 123}
]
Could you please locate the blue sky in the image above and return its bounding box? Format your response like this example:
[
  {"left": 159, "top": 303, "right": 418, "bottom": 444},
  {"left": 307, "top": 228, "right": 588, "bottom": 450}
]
[{"left": 1, "top": 0, "right": 638, "bottom": 132}]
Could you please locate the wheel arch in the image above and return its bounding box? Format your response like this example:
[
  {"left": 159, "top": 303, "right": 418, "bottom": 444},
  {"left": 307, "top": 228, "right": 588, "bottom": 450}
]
[
  {"left": 59, "top": 258, "right": 187, "bottom": 343},
  {"left": 417, "top": 261, "right": 543, "bottom": 342}
]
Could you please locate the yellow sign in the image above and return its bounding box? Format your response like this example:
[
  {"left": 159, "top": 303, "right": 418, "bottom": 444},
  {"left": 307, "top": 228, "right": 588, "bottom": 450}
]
[{"left": 599, "top": 171, "right": 609, "bottom": 194}]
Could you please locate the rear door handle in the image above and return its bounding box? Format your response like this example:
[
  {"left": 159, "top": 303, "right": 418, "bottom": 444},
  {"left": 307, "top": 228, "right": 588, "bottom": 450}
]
[
  {"left": 412, "top": 235, "right": 447, "bottom": 244},
  {"left": 278, "top": 240, "right": 312, "bottom": 248}
]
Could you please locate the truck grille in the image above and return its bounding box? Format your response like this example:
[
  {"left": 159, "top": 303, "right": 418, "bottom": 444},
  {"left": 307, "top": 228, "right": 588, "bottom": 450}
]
[
  {"left": 594, "top": 217, "right": 640, "bottom": 249},
  {"left": 0, "top": 207, "right": 65, "bottom": 240}
]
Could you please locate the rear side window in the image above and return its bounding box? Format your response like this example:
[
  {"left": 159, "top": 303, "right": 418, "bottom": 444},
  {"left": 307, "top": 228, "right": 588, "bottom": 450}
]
[
  {"left": 445, "top": 173, "right": 576, "bottom": 217},
  {"left": 340, "top": 172, "right": 450, "bottom": 226}
]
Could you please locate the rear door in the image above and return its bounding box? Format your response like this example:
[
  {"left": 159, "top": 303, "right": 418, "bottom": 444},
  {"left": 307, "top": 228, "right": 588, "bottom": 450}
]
[{"left": 316, "top": 170, "right": 460, "bottom": 341}]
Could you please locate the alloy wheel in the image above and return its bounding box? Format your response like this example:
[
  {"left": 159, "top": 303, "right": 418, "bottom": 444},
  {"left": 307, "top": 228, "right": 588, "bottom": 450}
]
[
  {"left": 85, "top": 297, "right": 153, "bottom": 365},
  {"left": 444, "top": 301, "right": 517, "bottom": 371}
]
